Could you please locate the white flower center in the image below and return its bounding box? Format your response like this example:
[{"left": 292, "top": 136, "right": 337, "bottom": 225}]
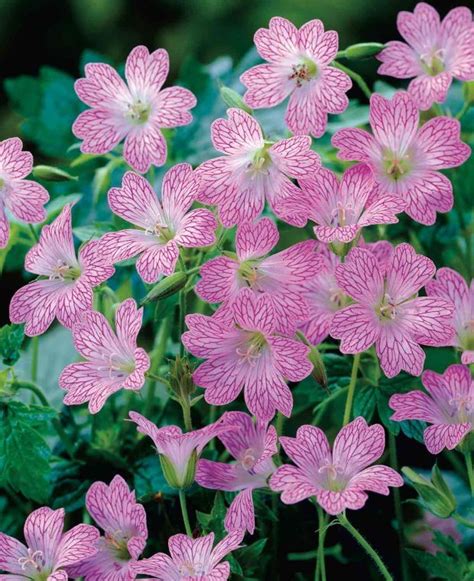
[
  {"left": 49, "top": 260, "right": 81, "bottom": 282},
  {"left": 178, "top": 561, "right": 207, "bottom": 577},
  {"left": 318, "top": 461, "right": 346, "bottom": 491},
  {"left": 420, "top": 48, "right": 445, "bottom": 76},
  {"left": 236, "top": 331, "right": 267, "bottom": 366},
  {"left": 18, "top": 549, "right": 46, "bottom": 574},
  {"left": 289, "top": 58, "right": 318, "bottom": 87},
  {"left": 126, "top": 99, "right": 151, "bottom": 124}
]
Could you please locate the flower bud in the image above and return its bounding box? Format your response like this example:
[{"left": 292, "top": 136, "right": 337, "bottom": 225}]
[
  {"left": 160, "top": 449, "right": 197, "bottom": 489},
  {"left": 141, "top": 272, "right": 187, "bottom": 305},
  {"left": 343, "top": 43, "right": 384, "bottom": 60},
  {"left": 169, "top": 356, "right": 195, "bottom": 401},
  {"left": 220, "top": 86, "right": 253, "bottom": 114},
  {"left": 308, "top": 346, "right": 327, "bottom": 388},
  {"left": 32, "top": 165, "right": 78, "bottom": 182},
  {"left": 402, "top": 466, "right": 456, "bottom": 518}
]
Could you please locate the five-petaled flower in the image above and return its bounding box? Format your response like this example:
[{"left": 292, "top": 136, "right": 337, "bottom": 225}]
[
  {"left": 390, "top": 364, "right": 473, "bottom": 454},
  {"left": 332, "top": 91, "right": 471, "bottom": 225},
  {"left": 98, "top": 164, "right": 217, "bottom": 283},
  {"left": 73, "top": 45, "right": 197, "bottom": 173},
  {"left": 270, "top": 417, "right": 403, "bottom": 515},
  {"left": 182, "top": 288, "right": 313, "bottom": 421},
  {"left": 241, "top": 17, "right": 352, "bottom": 137},
  {"left": 330, "top": 243, "right": 455, "bottom": 378},
  {"left": 9, "top": 204, "right": 114, "bottom": 336},
  {"left": 0, "top": 506, "right": 99, "bottom": 580},
  {"left": 196, "top": 411, "right": 278, "bottom": 535},
  {"left": 377, "top": 3, "right": 474, "bottom": 111},
  {"left": 59, "top": 298, "right": 150, "bottom": 414},
  {"left": 195, "top": 108, "right": 320, "bottom": 226}
]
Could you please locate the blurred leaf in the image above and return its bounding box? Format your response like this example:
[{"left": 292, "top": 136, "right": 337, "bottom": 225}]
[
  {"left": 0, "top": 324, "right": 24, "bottom": 366},
  {"left": 134, "top": 455, "right": 178, "bottom": 499},
  {"left": 73, "top": 222, "right": 114, "bottom": 242},
  {"left": 353, "top": 384, "right": 376, "bottom": 422},
  {"left": 196, "top": 491, "right": 227, "bottom": 537}
]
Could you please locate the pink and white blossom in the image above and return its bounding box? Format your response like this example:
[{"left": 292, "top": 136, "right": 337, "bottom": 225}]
[
  {"left": 59, "top": 299, "right": 150, "bottom": 414},
  {"left": 195, "top": 108, "right": 320, "bottom": 227},
  {"left": 9, "top": 204, "right": 114, "bottom": 336},
  {"left": 0, "top": 506, "right": 99, "bottom": 580},
  {"left": 73, "top": 46, "right": 196, "bottom": 173},
  {"left": 426, "top": 267, "right": 474, "bottom": 364},
  {"left": 377, "top": 3, "right": 474, "bottom": 110},
  {"left": 196, "top": 411, "right": 278, "bottom": 535},
  {"left": 195, "top": 217, "right": 322, "bottom": 334},
  {"left": 0, "top": 137, "right": 49, "bottom": 249},
  {"left": 390, "top": 364, "right": 473, "bottom": 454},
  {"left": 67, "top": 475, "right": 147, "bottom": 581},
  {"left": 330, "top": 243, "right": 455, "bottom": 378},
  {"left": 182, "top": 289, "right": 313, "bottom": 421},
  {"left": 99, "top": 164, "right": 217, "bottom": 283},
  {"left": 240, "top": 17, "right": 351, "bottom": 137},
  {"left": 332, "top": 91, "right": 471, "bottom": 225},
  {"left": 270, "top": 417, "right": 403, "bottom": 515},
  {"left": 132, "top": 531, "right": 244, "bottom": 581}
]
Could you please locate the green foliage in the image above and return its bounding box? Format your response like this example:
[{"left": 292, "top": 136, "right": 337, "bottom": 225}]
[{"left": 0, "top": 324, "right": 24, "bottom": 366}]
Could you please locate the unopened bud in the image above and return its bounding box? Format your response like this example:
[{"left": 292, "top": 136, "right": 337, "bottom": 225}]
[
  {"left": 402, "top": 466, "right": 456, "bottom": 518},
  {"left": 220, "top": 87, "right": 253, "bottom": 114},
  {"left": 141, "top": 272, "right": 187, "bottom": 305},
  {"left": 169, "top": 356, "right": 195, "bottom": 401},
  {"left": 344, "top": 43, "right": 384, "bottom": 60},
  {"left": 309, "top": 346, "right": 328, "bottom": 388},
  {"left": 33, "top": 165, "right": 78, "bottom": 182}
]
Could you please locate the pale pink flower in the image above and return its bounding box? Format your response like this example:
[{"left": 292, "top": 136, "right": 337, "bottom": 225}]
[
  {"left": 270, "top": 417, "right": 403, "bottom": 515},
  {"left": 128, "top": 412, "right": 230, "bottom": 489},
  {"left": 390, "top": 364, "right": 473, "bottom": 454},
  {"left": 0, "top": 137, "right": 49, "bottom": 248},
  {"left": 132, "top": 531, "right": 244, "bottom": 581},
  {"left": 332, "top": 91, "right": 471, "bottom": 225},
  {"left": 330, "top": 243, "right": 455, "bottom": 378},
  {"left": 275, "top": 164, "right": 405, "bottom": 242},
  {"left": 426, "top": 267, "right": 474, "bottom": 364},
  {"left": 195, "top": 217, "right": 322, "bottom": 334},
  {"left": 73, "top": 46, "right": 196, "bottom": 173},
  {"left": 59, "top": 299, "right": 150, "bottom": 414},
  {"left": 377, "top": 3, "right": 474, "bottom": 111},
  {"left": 0, "top": 506, "right": 99, "bottom": 580},
  {"left": 240, "top": 17, "right": 351, "bottom": 137},
  {"left": 196, "top": 412, "right": 278, "bottom": 535},
  {"left": 9, "top": 204, "right": 114, "bottom": 337},
  {"left": 408, "top": 512, "right": 462, "bottom": 555},
  {"left": 182, "top": 289, "right": 312, "bottom": 421},
  {"left": 98, "top": 164, "right": 217, "bottom": 284},
  {"left": 67, "top": 475, "right": 147, "bottom": 581},
  {"left": 195, "top": 108, "right": 320, "bottom": 227}
]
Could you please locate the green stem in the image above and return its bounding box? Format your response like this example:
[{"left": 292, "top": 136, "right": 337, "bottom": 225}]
[
  {"left": 332, "top": 61, "right": 372, "bottom": 100},
  {"left": 313, "top": 386, "right": 348, "bottom": 425},
  {"left": 315, "top": 506, "right": 327, "bottom": 581},
  {"left": 431, "top": 103, "right": 444, "bottom": 116},
  {"left": 178, "top": 489, "right": 193, "bottom": 536},
  {"left": 338, "top": 513, "right": 393, "bottom": 581},
  {"left": 181, "top": 399, "right": 193, "bottom": 432},
  {"left": 14, "top": 380, "right": 49, "bottom": 406},
  {"left": 28, "top": 224, "right": 39, "bottom": 243},
  {"left": 389, "top": 432, "right": 409, "bottom": 581},
  {"left": 178, "top": 254, "right": 187, "bottom": 357},
  {"left": 343, "top": 353, "right": 361, "bottom": 425},
  {"left": 465, "top": 452, "right": 474, "bottom": 495},
  {"left": 456, "top": 100, "right": 472, "bottom": 120},
  {"left": 144, "top": 317, "right": 171, "bottom": 417},
  {"left": 31, "top": 336, "right": 39, "bottom": 382},
  {"left": 208, "top": 405, "right": 217, "bottom": 450},
  {"left": 453, "top": 512, "right": 474, "bottom": 528}
]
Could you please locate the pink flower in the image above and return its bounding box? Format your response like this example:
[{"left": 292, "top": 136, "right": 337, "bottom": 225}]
[
  {"left": 332, "top": 91, "right": 471, "bottom": 225},
  {"left": 389, "top": 364, "right": 473, "bottom": 454},
  {"left": 73, "top": 46, "right": 196, "bottom": 173},
  {"left": 9, "top": 204, "right": 114, "bottom": 337},
  {"left": 240, "top": 17, "right": 351, "bottom": 137},
  {"left": 408, "top": 511, "right": 462, "bottom": 555},
  {"left": 128, "top": 411, "right": 230, "bottom": 489},
  {"left": 59, "top": 299, "right": 150, "bottom": 414},
  {"left": 270, "top": 417, "right": 403, "bottom": 515},
  {"left": 330, "top": 243, "right": 455, "bottom": 378},
  {"left": 0, "top": 506, "right": 99, "bottom": 580},
  {"left": 0, "top": 137, "right": 49, "bottom": 248},
  {"left": 182, "top": 289, "right": 313, "bottom": 421},
  {"left": 67, "top": 475, "right": 147, "bottom": 581},
  {"left": 132, "top": 531, "right": 244, "bottom": 581},
  {"left": 98, "top": 165, "right": 217, "bottom": 283},
  {"left": 426, "top": 267, "right": 474, "bottom": 364},
  {"left": 377, "top": 3, "right": 474, "bottom": 111},
  {"left": 195, "top": 217, "right": 322, "bottom": 334},
  {"left": 195, "top": 108, "right": 320, "bottom": 227},
  {"left": 276, "top": 164, "right": 405, "bottom": 242},
  {"left": 196, "top": 411, "right": 278, "bottom": 535}
]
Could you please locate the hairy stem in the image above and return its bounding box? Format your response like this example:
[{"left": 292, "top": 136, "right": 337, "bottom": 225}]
[
  {"left": 453, "top": 512, "right": 474, "bottom": 528},
  {"left": 178, "top": 489, "right": 193, "bottom": 536},
  {"left": 343, "top": 353, "right": 361, "bottom": 425},
  {"left": 181, "top": 399, "right": 193, "bottom": 432},
  {"left": 389, "top": 432, "right": 409, "bottom": 581},
  {"left": 332, "top": 61, "right": 372, "bottom": 100},
  {"left": 31, "top": 336, "right": 39, "bottom": 383},
  {"left": 315, "top": 506, "right": 327, "bottom": 581}
]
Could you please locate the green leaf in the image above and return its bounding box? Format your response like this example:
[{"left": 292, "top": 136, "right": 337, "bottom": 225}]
[
  {"left": 0, "top": 324, "right": 24, "bottom": 366},
  {"left": 134, "top": 455, "right": 178, "bottom": 499},
  {"left": 353, "top": 384, "right": 376, "bottom": 422},
  {"left": 195, "top": 491, "right": 227, "bottom": 537}
]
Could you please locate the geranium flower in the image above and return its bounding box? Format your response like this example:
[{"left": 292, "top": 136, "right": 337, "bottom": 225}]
[
  {"left": 330, "top": 243, "right": 455, "bottom": 378},
  {"left": 195, "top": 108, "right": 320, "bottom": 226},
  {"left": 195, "top": 217, "right": 322, "bottom": 334},
  {"left": 98, "top": 164, "right": 217, "bottom": 284},
  {"left": 0, "top": 137, "right": 49, "bottom": 248},
  {"left": 270, "top": 417, "right": 403, "bottom": 515},
  {"left": 9, "top": 204, "right": 114, "bottom": 336},
  {"left": 67, "top": 475, "right": 147, "bottom": 581},
  {"left": 377, "top": 3, "right": 474, "bottom": 110},
  {"left": 132, "top": 531, "right": 244, "bottom": 581},
  {"left": 73, "top": 46, "right": 196, "bottom": 173},
  {"left": 426, "top": 267, "right": 474, "bottom": 364},
  {"left": 59, "top": 299, "right": 150, "bottom": 414},
  {"left": 128, "top": 412, "right": 230, "bottom": 489},
  {"left": 196, "top": 411, "right": 278, "bottom": 535},
  {"left": 0, "top": 506, "right": 99, "bottom": 580},
  {"left": 240, "top": 17, "right": 351, "bottom": 137},
  {"left": 389, "top": 364, "right": 473, "bottom": 454},
  {"left": 183, "top": 289, "right": 312, "bottom": 421},
  {"left": 332, "top": 91, "right": 471, "bottom": 225},
  {"left": 275, "top": 165, "right": 405, "bottom": 242},
  {"left": 408, "top": 511, "right": 462, "bottom": 555}
]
